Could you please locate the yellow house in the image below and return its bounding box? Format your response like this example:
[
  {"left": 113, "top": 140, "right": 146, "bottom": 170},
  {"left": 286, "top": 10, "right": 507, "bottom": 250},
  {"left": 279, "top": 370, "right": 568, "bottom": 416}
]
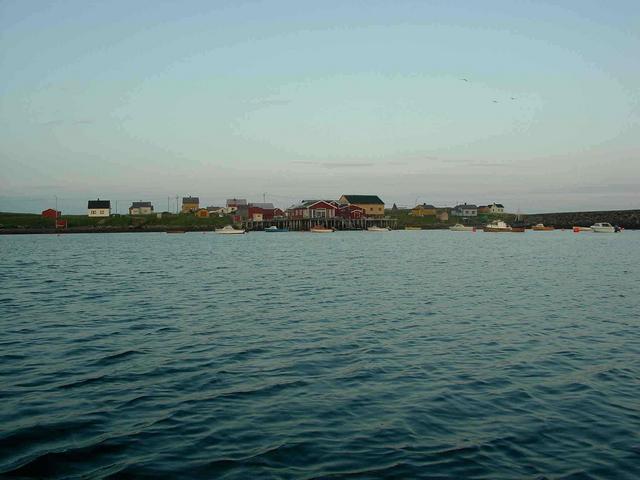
[
  {"left": 195, "top": 208, "right": 210, "bottom": 218},
  {"left": 182, "top": 196, "right": 199, "bottom": 213},
  {"left": 339, "top": 195, "right": 385, "bottom": 217},
  {"left": 411, "top": 204, "right": 436, "bottom": 217}
]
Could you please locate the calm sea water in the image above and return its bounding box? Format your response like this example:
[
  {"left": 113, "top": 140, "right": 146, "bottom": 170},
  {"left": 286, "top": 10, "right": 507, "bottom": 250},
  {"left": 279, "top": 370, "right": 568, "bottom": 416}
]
[{"left": 1, "top": 231, "right": 639, "bottom": 479}]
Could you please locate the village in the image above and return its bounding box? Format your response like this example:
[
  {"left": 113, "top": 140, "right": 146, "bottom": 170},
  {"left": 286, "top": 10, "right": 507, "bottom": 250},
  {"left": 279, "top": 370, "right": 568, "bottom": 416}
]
[{"left": 36, "top": 195, "right": 509, "bottom": 232}]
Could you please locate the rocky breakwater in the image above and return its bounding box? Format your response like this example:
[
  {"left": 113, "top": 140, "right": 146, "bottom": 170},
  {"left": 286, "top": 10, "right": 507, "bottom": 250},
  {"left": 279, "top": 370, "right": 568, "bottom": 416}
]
[{"left": 525, "top": 209, "right": 640, "bottom": 229}]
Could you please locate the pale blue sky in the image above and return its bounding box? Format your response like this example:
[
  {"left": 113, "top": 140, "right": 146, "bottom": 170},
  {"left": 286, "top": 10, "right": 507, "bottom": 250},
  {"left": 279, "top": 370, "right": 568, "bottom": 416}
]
[{"left": 1, "top": 0, "right": 639, "bottom": 213}]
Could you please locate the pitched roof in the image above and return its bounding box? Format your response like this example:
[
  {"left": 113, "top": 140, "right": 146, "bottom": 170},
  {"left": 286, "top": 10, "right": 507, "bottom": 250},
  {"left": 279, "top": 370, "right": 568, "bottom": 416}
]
[
  {"left": 341, "top": 195, "right": 384, "bottom": 205},
  {"left": 454, "top": 204, "right": 478, "bottom": 209},
  {"left": 226, "top": 198, "right": 247, "bottom": 206},
  {"left": 183, "top": 196, "right": 199, "bottom": 203},
  {"left": 414, "top": 203, "right": 436, "bottom": 209},
  {"left": 131, "top": 201, "right": 152, "bottom": 208},
  {"left": 493, "top": 203, "right": 505, "bottom": 208},
  {"left": 250, "top": 202, "right": 275, "bottom": 210},
  {"left": 88, "top": 199, "right": 110, "bottom": 209}
]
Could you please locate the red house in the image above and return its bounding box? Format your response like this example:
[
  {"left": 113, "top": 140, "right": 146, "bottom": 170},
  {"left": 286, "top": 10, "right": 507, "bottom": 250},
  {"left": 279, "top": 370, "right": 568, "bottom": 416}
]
[
  {"left": 42, "top": 208, "right": 61, "bottom": 219},
  {"left": 288, "top": 200, "right": 338, "bottom": 219},
  {"left": 337, "top": 204, "right": 365, "bottom": 220}
]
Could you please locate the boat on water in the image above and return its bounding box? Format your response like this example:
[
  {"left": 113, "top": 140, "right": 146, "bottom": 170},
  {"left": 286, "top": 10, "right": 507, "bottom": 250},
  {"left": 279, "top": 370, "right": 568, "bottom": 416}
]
[
  {"left": 590, "top": 222, "right": 616, "bottom": 233},
  {"left": 484, "top": 220, "right": 512, "bottom": 232},
  {"left": 405, "top": 226, "right": 422, "bottom": 230},
  {"left": 367, "top": 226, "right": 391, "bottom": 232},
  {"left": 215, "top": 225, "right": 246, "bottom": 234},
  {"left": 449, "top": 224, "right": 475, "bottom": 232},
  {"left": 532, "top": 223, "right": 554, "bottom": 231},
  {"left": 573, "top": 226, "right": 591, "bottom": 232},
  {"left": 265, "top": 226, "right": 289, "bottom": 232},
  {"left": 310, "top": 226, "right": 334, "bottom": 233},
  {"left": 510, "top": 211, "right": 526, "bottom": 233}
]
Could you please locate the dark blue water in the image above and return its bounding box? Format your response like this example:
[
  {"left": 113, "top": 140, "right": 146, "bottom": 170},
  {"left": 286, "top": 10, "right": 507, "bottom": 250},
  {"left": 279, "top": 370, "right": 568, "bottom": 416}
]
[{"left": 1, "top": 231, "right": 639, "bottom": 479}]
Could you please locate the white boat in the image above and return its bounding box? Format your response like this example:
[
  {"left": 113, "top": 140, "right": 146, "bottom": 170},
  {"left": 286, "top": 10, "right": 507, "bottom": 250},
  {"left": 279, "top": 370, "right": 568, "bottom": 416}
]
[
  {"left": 215, "top": 225, "right": 246, "bottom": 234},
  {"left": 484, "top": 220, "right": 512, "bottom": 232},
  {"left": 310, "top": 226, "right": 334, "bottom": 233},
  {"left": 449, "top": 224, "right": 475, "bottom": 232},
  {"left": 367, "top": 226, "right": 391, "bottom": 232},
  {"left": 265, "top": 226, "right": 289, "bottom": 232},
  {"left": 590, "top": 222, "right": 615, "bottom": 233},
  {"left": 532, "top": 223, "right": 554, "bottom": 231}
]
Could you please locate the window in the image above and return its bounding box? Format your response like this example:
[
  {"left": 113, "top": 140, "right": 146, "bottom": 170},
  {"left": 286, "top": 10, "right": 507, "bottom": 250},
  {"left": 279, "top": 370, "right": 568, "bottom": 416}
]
[{"left": 91, "top": 210, "right": 96, "bottom": 214}]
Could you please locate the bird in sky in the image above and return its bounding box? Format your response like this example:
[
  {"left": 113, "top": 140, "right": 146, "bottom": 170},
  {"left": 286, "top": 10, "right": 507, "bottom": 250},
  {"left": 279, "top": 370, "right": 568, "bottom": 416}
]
[
  {"left": 510, "top": 97, "right": 517, "bottom": 100},
  {"left": 492, "top": 100, "right": 499, "bottom": 103},
  {"left": 460, "top": 78, "right": 469, "bottom": 82}
]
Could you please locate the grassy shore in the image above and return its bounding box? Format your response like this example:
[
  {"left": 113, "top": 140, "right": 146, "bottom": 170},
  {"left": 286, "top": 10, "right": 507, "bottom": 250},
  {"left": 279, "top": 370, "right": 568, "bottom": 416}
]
[{"left": 0, "top": 212, "right": 230, "bottom": 232}]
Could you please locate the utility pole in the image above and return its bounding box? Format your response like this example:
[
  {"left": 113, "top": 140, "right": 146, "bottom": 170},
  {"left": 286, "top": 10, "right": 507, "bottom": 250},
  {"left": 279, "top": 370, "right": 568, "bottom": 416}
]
[
  {"left": 176, "top": 195, "right": 179, "bottom": 214},
  {"left": 115, "top": 200, "right": 118, "bottom": 214},
  {"left": 167, "top": 196, "right": 170, "bottom": 212},
  {"left": 263, "top": 192, "right": 266, "bottom": 204}
]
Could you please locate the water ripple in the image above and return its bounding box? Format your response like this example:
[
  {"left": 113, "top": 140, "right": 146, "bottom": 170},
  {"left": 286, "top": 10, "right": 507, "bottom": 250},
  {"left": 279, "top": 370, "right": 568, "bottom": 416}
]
[{"left": 0, "top": 231, "right": 639, "bottom": 478}]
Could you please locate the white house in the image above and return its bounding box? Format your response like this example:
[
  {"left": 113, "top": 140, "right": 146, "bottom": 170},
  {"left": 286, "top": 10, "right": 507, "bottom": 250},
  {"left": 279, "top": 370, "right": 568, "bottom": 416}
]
[
  {"left": 488, "top": 203, "right": 505, "bottom": 214},
  {"left": 88, "top": 199, "right": 111, "bottom": 217},
  {"left": 129, "top": 201, "right": 153, "bottom": 215},
  {"left": 452, "top": 203, "right": 478, "bottom": 217}
]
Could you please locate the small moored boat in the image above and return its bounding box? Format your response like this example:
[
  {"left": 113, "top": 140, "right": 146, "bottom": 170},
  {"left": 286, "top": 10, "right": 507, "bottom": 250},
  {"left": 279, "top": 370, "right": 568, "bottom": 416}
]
[
  {"left": 265, "top": 226, "right": 289, "bottom": 232},
  {"left": 572, "top": 226, "right": 591, "bottom": 232},
  {"left": 532, "top": 223, "right": 554, "bottom": 231},
  {"left": 310, "top": 226, "right": 334, "bottom": 233},
  {"left": 367, "top": 226, "right": 391, "bottom": 232},
  {"left": 484, "top": 220, "right": 512, "bottom": 232},
  {"left": 405, "top": 226, "right": 422, "bottom": 230},
  {"left": 215, "top": 225, "right": 246, "bottom": 234},
  {"left": 590, "top": 222, "right": 616, "bottom": 233},
  {"left": 449, "top": 224, "right": 475, "bottom": 232}
]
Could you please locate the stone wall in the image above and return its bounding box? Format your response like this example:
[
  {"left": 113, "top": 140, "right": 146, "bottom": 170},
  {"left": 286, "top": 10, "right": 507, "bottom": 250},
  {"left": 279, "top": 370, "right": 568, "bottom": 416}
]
[{"left": 525, "top": 210, "right": 640, "bottom": 229}]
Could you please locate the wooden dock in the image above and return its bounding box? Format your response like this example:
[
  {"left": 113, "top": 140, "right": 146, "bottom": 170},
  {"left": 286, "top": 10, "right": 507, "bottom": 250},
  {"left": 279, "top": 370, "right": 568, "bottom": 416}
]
[{"left": 241, "top": 217, "right": 397, "bottom": 231}]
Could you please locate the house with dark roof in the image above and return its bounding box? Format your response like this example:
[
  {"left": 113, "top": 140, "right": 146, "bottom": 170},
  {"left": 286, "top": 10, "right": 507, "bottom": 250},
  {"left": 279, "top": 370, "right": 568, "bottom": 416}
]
[
  {"left": 247, "top": 202, "right": 276, "bottom": 221},
  {"left": 129, "top": 201, "right": 154, "bottom": 215},
  {"left": 287, "top": 200, "right": 338, "bottom": 219},
  {"left": 451, "top": 203, "right": 478, "bottom": 217},
  {"left": 88, "top": 199, "right": 111, "bottom": 217},
  {"left": 181, "top": 196, "right": 199, "bottom": 213},
  {"left": 488, "top": 202, "right": 505, "bottom": 214},
  {"left": 411, "top": 203, "right": 437, "bottom": 217},
  {"left": 338, "top": 195, "right": 385, "bottom": 217}
]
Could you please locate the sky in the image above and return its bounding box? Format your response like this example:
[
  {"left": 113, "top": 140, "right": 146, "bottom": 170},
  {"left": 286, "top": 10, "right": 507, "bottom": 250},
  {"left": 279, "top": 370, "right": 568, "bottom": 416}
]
[{"left": 1, "top": 0, "right": 639, "bottom": 213}]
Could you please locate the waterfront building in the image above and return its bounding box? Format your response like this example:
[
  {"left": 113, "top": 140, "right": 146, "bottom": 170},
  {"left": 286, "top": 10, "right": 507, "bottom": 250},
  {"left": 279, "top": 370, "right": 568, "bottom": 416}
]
[
  {"left": 488, "top": 203, "right": 505, "bottom": 214},
  {"left": 336, "top": 204, "right": 365, "bottom": 220},
  {"left": 196, "top": 208, "right": 210, "bottom": 218},
  {"left": 41, "top": 208, "right": 61, "bottom": 219},
  {"left": 249, "top": 202, "right": 276, "bottom": 221},
  {"left": 451, "top": 203, "right": 478, "bottom": 217},
  {"left": 87, "top": 199, "right": 111, "bottom": 217},
  {"left": 288, "top": 200, "right": 338, "bottom": 219},
  {"left": 181, "top": 196, "right": 199, "bottom": 213},
  {"left": 129, "top": 201, "right": 154, "bottom": 215},
  {"left": 411, "top": 204, "right": 437, "bottom": 217},
  {"left": 478, "top": 205, "right": 490, "bottom": 214},
  {"left": 224, "top": 198, "right": 247, "bottom": 214},
  {"left": 339, "top": 195, "right": 385, "bottom": 217}
]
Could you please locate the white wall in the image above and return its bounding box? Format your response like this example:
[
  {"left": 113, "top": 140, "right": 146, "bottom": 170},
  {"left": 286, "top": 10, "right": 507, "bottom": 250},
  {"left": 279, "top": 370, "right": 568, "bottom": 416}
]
[{"left": 88, "top": 209, "right": 110, "bottom": 217}]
